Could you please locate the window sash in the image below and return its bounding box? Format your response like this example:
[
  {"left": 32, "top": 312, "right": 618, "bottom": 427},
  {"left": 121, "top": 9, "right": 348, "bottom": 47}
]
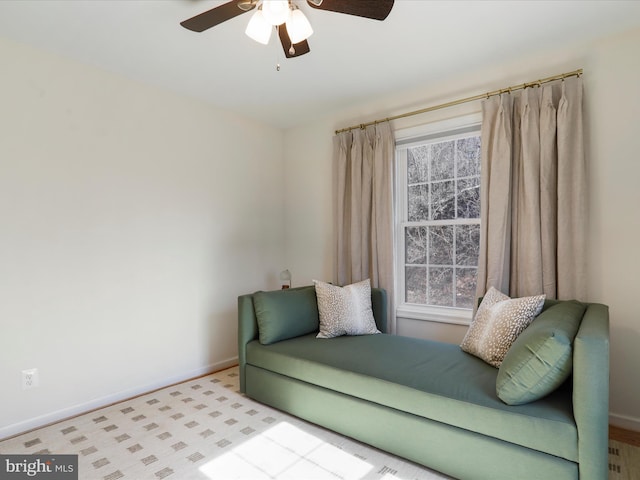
[{"left": 395, "top": 114, "right": 481, "bottom": 325}]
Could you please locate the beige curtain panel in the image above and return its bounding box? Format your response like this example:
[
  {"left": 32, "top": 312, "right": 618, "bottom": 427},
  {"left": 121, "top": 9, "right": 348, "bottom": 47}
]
[
  {"left": 476, "top": 76, "right": 586, "bottom": 301},
  {"left": 333, "top": 122, "right": 395, "bottom": 332}
]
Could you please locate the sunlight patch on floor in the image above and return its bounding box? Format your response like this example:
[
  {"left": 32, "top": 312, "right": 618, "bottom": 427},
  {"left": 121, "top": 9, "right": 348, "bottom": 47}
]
[{"left": 199, "top": 421, "right": 376, "bottom": 479}]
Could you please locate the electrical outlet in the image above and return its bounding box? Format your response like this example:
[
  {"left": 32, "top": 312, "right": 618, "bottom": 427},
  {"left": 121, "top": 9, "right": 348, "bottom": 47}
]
[{"left": 22, "top": 368, "right": 39, "bottom": 389}]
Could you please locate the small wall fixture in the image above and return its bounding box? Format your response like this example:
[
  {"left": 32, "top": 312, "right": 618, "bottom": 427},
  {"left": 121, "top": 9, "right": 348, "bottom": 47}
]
[{"left": 279, "top": 269, "right": 292, "bottom": 289}]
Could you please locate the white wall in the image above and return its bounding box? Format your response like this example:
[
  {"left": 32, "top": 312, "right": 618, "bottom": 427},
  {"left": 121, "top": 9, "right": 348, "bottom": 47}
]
[
  {"left": 586, "top": 27, "right": 640, "bottom": 431},
  {"left": 0, "top": 37, "right": 285, "bottom": 438},
  {"left": 284, "top": 27, "right": 640, "bottom": 430}
]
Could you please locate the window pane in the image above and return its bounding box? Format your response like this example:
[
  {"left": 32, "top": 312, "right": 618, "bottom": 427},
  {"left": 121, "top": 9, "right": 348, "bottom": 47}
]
[
  {"left": 428, "top": 267, "right": 453, "bottom": 307},
  {"left": 405, "top": 226, "right": 427, "bottom": 264},
  {"left": 430, "top": 141, "right": 455, "bottom": 181},
  {"left": 428, "top": 225, "right": 453, "bottom": 266},
  {"left": 406, "top": 266, "right": 427, "bottom": 303},
  {"left": 456, "top": 136, "right": 481, "bottom": 177},
  {"left": 457, "top": 176, "right": 480, "bottom": 219},
  {"left": 408, "top": 184, "right": 429, "bottom": 221},
  {"left": 455, "top": 224, "right": 480, "bottom": 267},
  {"left": 430, "top": 180, "right": 455, "bottom": 220},
  {"left": 407, "top": 146, "right": 429, "bottom": 184},
  {"left": 455, "top": 267, "right": 478, "bottom": 309}
]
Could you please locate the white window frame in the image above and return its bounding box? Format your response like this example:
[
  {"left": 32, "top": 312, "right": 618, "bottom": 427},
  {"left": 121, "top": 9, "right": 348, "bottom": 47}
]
[{"left": 394, "top": 113, "right": 482, "bottom": 326}]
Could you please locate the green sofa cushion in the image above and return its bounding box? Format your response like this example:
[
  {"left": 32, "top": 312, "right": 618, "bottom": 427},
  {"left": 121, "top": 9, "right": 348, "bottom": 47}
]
[
  {"left": 497, "top": 301, "right": 586, "bottom": 405},
  {"left": 246, "top": 333, "right": 578, "bottom": 462},
  {"left": 253, "top": 286, "right": 319, "bottom": 345}
]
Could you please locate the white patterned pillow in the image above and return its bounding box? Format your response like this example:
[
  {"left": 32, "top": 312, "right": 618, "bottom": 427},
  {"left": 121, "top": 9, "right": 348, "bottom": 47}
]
[
  {"left": 313, "top": 279, "right": 380, "bottom": 339},
  {"left": 460, "top": 287, "right": 545, "bottom": 368}
]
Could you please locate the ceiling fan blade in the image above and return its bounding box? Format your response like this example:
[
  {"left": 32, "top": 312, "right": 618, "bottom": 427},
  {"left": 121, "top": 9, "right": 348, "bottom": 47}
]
[
  {"left": 181, "top": 1, "right": 256, "bottom": 33},
  {"left": 306, "top": 0, "right": 394, "bottom": 21},
  {"left": 278, "top": 25, "right": 311, "bottom": 59}
]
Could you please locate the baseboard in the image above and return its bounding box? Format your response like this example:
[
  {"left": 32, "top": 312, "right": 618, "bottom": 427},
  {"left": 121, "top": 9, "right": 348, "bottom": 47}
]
[
  {"left": 609, "top": 412, "right": 640, "bottom": 432},
  {"left": 0, "top": 357, "right": 238, "bottom": 441}
]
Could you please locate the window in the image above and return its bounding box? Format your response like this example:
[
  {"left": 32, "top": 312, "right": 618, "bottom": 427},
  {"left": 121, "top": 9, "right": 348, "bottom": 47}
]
[{"left": 395, "top": 115, "right": 481, "bottom": 324}]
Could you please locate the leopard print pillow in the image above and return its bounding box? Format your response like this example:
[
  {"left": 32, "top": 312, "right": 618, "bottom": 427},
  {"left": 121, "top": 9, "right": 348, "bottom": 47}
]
[
  {"left": 461, "top": 286, "right": 545, "bottom": 367},
  {"left": 314, "top": 279, "right": 380, "bottom": 339}
]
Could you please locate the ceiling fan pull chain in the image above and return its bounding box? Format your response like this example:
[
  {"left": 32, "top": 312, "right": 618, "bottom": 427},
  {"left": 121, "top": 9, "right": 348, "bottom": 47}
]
[{"left": 275, "top": 25, "right": 282, "bottom": 71}]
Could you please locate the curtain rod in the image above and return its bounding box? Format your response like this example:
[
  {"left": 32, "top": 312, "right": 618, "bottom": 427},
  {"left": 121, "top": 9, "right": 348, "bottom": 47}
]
[{"left": 334, "top": 68, "right": 583, "bottom": 135}]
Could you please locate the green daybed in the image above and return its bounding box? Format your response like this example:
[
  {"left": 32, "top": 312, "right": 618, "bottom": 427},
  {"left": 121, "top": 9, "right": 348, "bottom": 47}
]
[{"left": 237, "top": 285, "right": 609, "bottom": 480}]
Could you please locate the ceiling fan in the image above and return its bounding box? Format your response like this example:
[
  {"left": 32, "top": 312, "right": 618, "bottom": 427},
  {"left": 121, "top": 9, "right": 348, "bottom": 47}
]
[{"left": 180, "top": 0, "right": 395, "bottom": 59}]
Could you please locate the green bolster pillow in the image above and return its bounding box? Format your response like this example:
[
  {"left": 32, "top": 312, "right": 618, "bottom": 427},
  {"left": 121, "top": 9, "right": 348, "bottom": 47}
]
[
  {"left": 253, "top": 286, "right": 319, "bottom": 345},
  {"left": 496, "top": 300, "right": 586, "bottom": 405}
]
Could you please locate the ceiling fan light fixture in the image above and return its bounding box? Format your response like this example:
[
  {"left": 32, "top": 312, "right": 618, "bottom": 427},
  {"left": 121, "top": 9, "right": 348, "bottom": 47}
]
[
  {"left": 261, "top": 0, "right": 290, "bottom": 26},
  {"left": 245, "top": 9, "right": 272, "bottom": 45},
  {"left": 181, "top": 0, "right": 394, "bottom": 60},
  {"left": 286, "top": 8, "right": 313, "bottom": 43}
]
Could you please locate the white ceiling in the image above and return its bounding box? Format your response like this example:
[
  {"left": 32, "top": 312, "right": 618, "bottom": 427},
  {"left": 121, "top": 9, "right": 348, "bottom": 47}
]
[{"left": 1, "top": 1, "right": 639, "bottom": 129}]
